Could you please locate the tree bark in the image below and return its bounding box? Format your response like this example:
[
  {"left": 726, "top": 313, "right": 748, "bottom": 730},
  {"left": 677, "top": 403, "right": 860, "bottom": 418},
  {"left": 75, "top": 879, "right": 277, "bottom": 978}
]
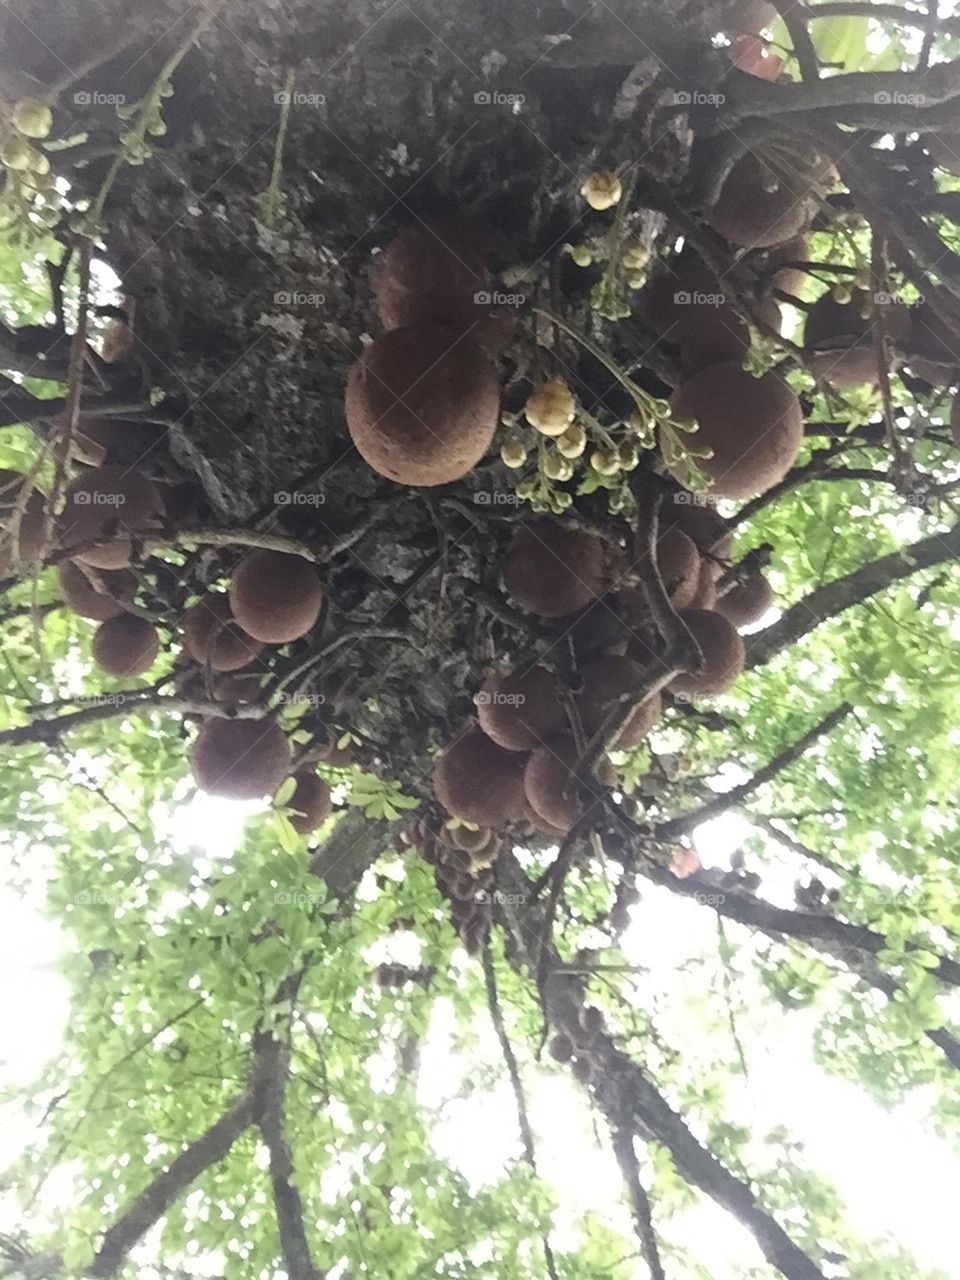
[{"left": 88, "top": 1095, "right": 255, "bottom": 1278}]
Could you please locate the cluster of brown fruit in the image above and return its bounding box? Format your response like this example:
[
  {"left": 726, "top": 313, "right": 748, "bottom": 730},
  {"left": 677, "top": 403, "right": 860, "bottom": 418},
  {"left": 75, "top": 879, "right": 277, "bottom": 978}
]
[
  {"left": 425, "top": 503, "right": 771, "bottom": 908},
  {"left": 644, "top": 251, "right": 805, "bottom": 500},
  {"left": 802, "top": 285, "right": 960, "bottom": 390},
  {"left": 184, "top": 538, "right": 325, "bottom": 812},
  {"left": 404, "top": 810, "right": 502, "bottom": 954},
  {"left": 706, "top": 147, "right": 836, "bottom": 254},
  {"left": 548, "top": 1005, "right": 606, "bottom": 1084},
  {"left": 0, "top": 460, "right": 334, "bottom": 831},
  {"left": 345, "top": 220, "right": 513, "bottom": 487},
  {"left": 679, "top": 85, "right": 960, "bottom": 397}
]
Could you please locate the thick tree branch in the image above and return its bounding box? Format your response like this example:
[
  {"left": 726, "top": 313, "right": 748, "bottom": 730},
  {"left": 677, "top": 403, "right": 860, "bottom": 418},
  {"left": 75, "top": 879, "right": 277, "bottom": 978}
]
[
  {"left": 751, "top": 815, "right": 850, "bottom": 881},
  {"left": 745, "top": 521, "right": 960, "bottom": 669},
  {"left": 721, "top": 59, "right": 960, "bottom": 125},
  {"left": 144, "top": 528, "right": 326, "bottom": 563},
  {"left": 0, "top": 692, "right": 263, "bottom": 749},
  {"left": 639, "top": 865, "right": 960, "bottom": 991},
  {"left": 731, "top": 461, "right": 890, "bottom": 529},
  {"left": 656, "top": 703, "right": 854, "bottom": 841},
  {"left": 307, "top": 808, "right": 403, "bottom": 900},
  {"left": 808, "top": 128, "right": 960, "bottom": 305},
  {"left": 88, "top": 1094, "right": 255, "bottom": 1277},
  {"left": 82, "top": 812, "right": 390, "bottom": 1279}
]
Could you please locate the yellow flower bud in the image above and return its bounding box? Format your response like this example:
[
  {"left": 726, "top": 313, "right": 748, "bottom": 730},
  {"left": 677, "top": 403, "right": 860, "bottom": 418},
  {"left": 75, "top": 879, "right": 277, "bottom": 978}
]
[
  {"left": 1, "top": 137, "right": 33, "bottom": 171},
  {"left": 623, "top": 243, "right": 650, "bottom": 271},
  {"left": 581, "top": 171, "right": 622, "bottom": 211},
  {"left": 542, "top": 453, "right": 574, "bottom": 482},
  {"left": 591, "top": 448, "right": 621, "bottom": 476},
  {"left": 556, "top": 423, "right": 587, "bottom": 459},
  {"left": 500, "top": 440, "right": 527, "bottom": 469},
  {"left": 617, "top": 442, "right": 640, "bottom": 471},
  {"left": 524, "top": 378, "right": 576, "bottom": 437},
  {"left": 12, "top": 98, "right": 53, "bottom": 139}
]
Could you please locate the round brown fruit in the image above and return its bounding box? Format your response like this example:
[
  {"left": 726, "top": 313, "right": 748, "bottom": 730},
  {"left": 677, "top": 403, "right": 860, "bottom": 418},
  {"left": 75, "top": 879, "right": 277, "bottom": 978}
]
[
  {"left": 182, "top": 592, "right": 264, "bottom": 672},
  {"left": 688, "top": 559, "right": 720, "bottom": 611},
  {"left": 191, "top": 716, "right": 292, "bottom": 800},
  {"left": 504, "top": 518, "right": 605, "bottom": 618},
  {"left": 58, "top": 560, "right": 133, "bottom": 621},
  {"left": 214, "top": 671, "right": 264, "bottom": 707},
  {"left": 765, "top": 234, "right": 809, "bottom": 299},
  {"left": 286, "top": 770, "right": 332, "bottom": 834},
  {"left": 449, "top": 824, "right": 496, "bottom": 855},
  {"left": 433, "top": 726, "right": 526, "bottom": 828},
  {"left": 523, "top": 735, "right": 614, "bottom": 833},
  {"left": 724, "top": 0, "right": 776, "bottom": 34},
  {"left": 671, "top": 500, "right": 733, "bottom": 563},
  {"left": 0, "top": 489, "right": 48, "bottom": 575},
  {"left": 580, "top": 1005, "right": 604, "bottom": 1037},
  {"left": 520, "top": 794, "right": 568, "bottom": 842},
  {"left": 375, "top": 225, "right": 514, "bottom": 356},
  {"left": 159, "top": 482, "right": 204, "bottom": 529},
  {"left": 345, "top": 324, "right": 500, "bottom": 487},
  {"left": 567, "top": 605, "right": 630, "bottom": 659},
  {"left": 709, "top": 152, "right": 829, "bottom": 250},
  {"left": 571, "top": 1056, "right": 594, "bottom": 1084},
  {"left": 716, "top": 573, "right": 775, "bottom": 628},
  {"left": 677, "top": 300, "right": 752, "bottom": 377},
  {"left": 91, "top": 613, "right": 159, "bottom": 677},
  {"left": 229, "top": 550, "right": 323, "bottom": 645},
  {"left": 59, "top": 466, "right": 162, "bottom": 569},
  {"left": 549, "top": 1033, "right": 574, "bottom": 1063},
  {"left": 643, "top": 252, "right": 723, "bottom": 339},
  {"left": 905, "top": 294, "right": 960, "bottom": 384},
  {"left": 576, "top": 656, "right": 663, "bottom": 749},
  {"left": 669, "top": 363, "right": 803, "bottom": 499},
  {"left": 639, "top": 526, "right": 700, "bottom": 607},
  {"left": 475, "top": 665, "right": 565, "bottom": 751},
  {"left": 67, "top": 417, "right": 166, "bottom": 468},
  {"left": 317, "top": 738, "right": 353, "bottom": 768},
  {"left": 670, "top": 609, "right": 746, "bottom": 697},
  {"left": 805, "top": 288, "right": 910, "bottom": 387}
]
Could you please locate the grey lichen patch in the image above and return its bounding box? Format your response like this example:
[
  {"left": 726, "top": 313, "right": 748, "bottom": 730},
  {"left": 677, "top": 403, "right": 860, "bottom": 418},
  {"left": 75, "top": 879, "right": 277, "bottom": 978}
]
[{"left": 257, "top": 313, "right": 307, "bottom": 343}]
